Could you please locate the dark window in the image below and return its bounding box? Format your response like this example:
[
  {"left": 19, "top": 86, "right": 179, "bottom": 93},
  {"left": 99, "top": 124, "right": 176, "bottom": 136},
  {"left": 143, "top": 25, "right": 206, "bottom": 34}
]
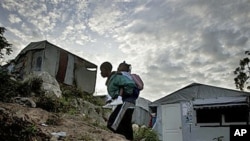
[
  {"left": 196, "top": 108, "right": 221, "bottom": 123},
  {"left": 224, "top": 106, "right": 248, "bottom": 122},
  {"left": 196, "top": 105, "right": 249, "bottom": 124},
  {"left": 36, "top": 57, "right": 42, "bottom": 71}
]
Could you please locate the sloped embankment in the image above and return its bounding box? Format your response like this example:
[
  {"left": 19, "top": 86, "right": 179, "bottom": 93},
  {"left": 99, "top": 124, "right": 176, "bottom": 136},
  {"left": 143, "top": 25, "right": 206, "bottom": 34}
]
[{"left": 0, "top": 102, "right": 128, "bottom": 141}]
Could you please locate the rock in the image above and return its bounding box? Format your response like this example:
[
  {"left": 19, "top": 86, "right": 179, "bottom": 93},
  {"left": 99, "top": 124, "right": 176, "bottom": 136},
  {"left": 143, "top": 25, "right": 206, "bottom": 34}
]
[
  {"left": 26, "top": 71, "right": 62, "bottom": 98},
  {"left": 50, "top": 136, "right": 58, "bottom": 141},
  {"left": 11, "top": 97, "right": 36, "bottom": 108},
  {"left": 51, "top": 131, "right": 66, "bottom": 138},
  {"left": 132, "top": 124, "right": 139, "bottom": 132},
  {"left": 37, "top": 72, "right": 62, "bottom": 98},
  {"left": 72, "top": 98, "right": 108, "bottom": 126}
]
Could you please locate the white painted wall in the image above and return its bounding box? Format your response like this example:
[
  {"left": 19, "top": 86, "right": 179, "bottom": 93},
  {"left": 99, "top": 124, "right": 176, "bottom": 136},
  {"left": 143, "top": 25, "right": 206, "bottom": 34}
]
[
  {"left": 190, "top": 127, "right": 229, "bottom": 141},
  {"left": 155, "top": 102, "right": 237, "bottom": 141},
  {"left": 181, "top": 102, "right": 230, "bottom": 141}
]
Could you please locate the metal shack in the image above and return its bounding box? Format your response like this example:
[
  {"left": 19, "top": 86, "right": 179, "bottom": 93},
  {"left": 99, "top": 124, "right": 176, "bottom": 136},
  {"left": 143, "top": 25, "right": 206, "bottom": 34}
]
[
  {"left": 14, "top": 40, "right": 97, "bottom": 94},
  {"left": 150, "top": 83, "right": 250, "bottom": 141}
]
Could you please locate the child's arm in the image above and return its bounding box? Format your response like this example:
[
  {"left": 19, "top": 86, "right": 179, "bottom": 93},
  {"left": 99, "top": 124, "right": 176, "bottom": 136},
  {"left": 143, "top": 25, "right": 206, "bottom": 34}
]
[{"left": 119, "top": 88, "right": 123, "bottom": 96}]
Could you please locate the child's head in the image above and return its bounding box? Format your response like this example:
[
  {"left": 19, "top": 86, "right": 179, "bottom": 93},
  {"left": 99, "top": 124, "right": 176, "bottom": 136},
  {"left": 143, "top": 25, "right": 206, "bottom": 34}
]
[
  {"left": 117, "top": 61, "right": 131, "bottom": 72},
  {"left": 100, "top": 61, "right": 112, "bottom": 78}
]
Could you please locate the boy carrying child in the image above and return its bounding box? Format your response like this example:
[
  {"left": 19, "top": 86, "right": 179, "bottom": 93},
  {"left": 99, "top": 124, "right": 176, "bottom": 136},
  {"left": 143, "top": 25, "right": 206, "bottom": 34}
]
[{"left": 100, "top": 61, "right": 143, "bottom": 140}]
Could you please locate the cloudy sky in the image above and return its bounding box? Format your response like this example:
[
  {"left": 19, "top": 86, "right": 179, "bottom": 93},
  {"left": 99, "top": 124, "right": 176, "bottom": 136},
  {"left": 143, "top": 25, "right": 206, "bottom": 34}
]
[{"left": 1, "top": 0, "right": 250, "bottom": 101}]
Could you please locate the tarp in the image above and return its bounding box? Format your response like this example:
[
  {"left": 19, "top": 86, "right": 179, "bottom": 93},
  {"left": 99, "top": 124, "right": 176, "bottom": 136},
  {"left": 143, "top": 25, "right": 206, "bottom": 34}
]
[{"left": 132, "top": 97, "right": 151, "bottom": 126}]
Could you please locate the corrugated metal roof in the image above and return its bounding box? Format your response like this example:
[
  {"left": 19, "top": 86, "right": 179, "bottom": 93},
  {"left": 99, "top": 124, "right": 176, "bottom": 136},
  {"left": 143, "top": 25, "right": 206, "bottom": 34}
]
[{"left": 150, "top": 83, "right": 250, "bottom": 106}]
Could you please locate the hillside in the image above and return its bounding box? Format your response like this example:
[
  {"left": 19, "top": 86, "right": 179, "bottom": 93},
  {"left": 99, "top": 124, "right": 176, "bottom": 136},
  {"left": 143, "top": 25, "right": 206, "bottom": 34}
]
[
  {"left": 0, "top": 70, "right": 129, "bottom": 141},
  {"left": 0, "top": 101, "right": 128, "bottom": 141}
]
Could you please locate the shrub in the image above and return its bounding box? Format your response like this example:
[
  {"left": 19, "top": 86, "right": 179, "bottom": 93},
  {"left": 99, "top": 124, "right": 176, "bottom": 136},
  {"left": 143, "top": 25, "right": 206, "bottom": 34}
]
[
  {"left": 18, "top": 77, "right": 43, "bottom": 97},
  {"left": 0, "top": 68, "right": 20, "bottom": 102},
  {"left": 134, "top": 127, "right": 159, "bottom": 141},
  {"left": 36, "top": 95, "right": 61, "bottom": 112},
  {"left": 60, "top": 84, "right": 105, "bottom": 106},
  {"left": 0, "top": 71, "right": 44, "bottom": 102}
]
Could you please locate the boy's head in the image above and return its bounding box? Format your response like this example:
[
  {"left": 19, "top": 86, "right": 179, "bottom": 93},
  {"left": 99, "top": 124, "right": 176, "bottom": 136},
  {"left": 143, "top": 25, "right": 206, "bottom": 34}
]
[
  {"left": 100, "top": 61, "right": 112, "bottom": 78},
  {"left": 117, "top": 61, "right": 131, "bottom": 72}
]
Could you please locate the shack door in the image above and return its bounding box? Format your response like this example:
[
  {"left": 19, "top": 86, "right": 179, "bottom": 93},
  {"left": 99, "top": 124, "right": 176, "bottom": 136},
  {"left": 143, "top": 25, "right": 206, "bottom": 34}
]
[{"left": 162, "top": 103, "right": 183, "bottom": 141}]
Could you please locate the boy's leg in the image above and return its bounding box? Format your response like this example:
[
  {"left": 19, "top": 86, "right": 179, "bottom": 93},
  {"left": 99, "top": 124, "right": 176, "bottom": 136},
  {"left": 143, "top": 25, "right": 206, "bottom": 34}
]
[
  {"left": 111, "top": 102, "right": 135, "bottom": 130},
  {"left": 119, "top": 108, "right": 134, "bottom": 140},
  {"left": 107, "top": 104, "right": 122, "bottom": 132}
]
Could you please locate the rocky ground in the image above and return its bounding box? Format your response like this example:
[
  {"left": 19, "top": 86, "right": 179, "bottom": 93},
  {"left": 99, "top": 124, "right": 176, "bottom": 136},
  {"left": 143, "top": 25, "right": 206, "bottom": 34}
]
[{"left": 0, "top": 102, "right": 128, "bottom": 141}]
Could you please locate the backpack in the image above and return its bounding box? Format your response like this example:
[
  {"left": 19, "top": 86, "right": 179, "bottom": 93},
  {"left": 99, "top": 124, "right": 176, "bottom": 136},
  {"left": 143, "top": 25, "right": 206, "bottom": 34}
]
[
  {"left": 131, "top": 74, "right": 144, "bottom": 90},
  {"left": 131, "top": 74, "right": 144, "bottom": 98}
]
